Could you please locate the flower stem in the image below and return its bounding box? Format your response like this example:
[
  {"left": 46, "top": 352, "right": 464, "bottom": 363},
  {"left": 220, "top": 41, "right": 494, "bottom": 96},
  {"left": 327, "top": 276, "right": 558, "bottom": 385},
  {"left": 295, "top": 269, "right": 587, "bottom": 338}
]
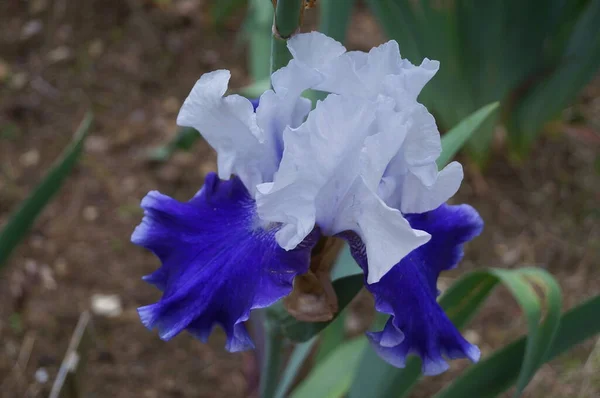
[
  {"left": 270, "top": 0, "right": 304, "bottom": 74},
  {"left": 259, "top": 313, "right": 284, "bottom": 398}
]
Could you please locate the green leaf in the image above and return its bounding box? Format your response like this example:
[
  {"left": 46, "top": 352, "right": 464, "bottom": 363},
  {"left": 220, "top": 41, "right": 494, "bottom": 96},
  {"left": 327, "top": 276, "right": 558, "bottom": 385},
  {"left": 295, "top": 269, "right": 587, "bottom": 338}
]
[
  {"left": 274, "top": 337, "right": 318, "bottom": 398},
  {"left": 0, "top": 112, "right": 93, "bottom": 267},
  {"left": 270, "top": 273, "right": 363, "bottom": 342},
  {"left": 210, "top": 0, "right": 247, "bottom": 27},
  {"left": 145, "top": 127, "right": 200, "bottom": 162},
  {"left": 349, "top": 267, "right": 561, "bottom": 398},
  {"left": 248, "top": 0, "right": 273, "bottom": 81},
  {"left": 435, "top": 294, "right": 600, "bottom": 398},
  {"left": 290, "top": 337, "right": 367, "bottom": 398},
  {"left": 315, "top": 309, "right": 347, "bottom": 364},
  {"left": 437, "top": 102, "right": 500, "bottom": 168},
  {"left": 509, "top": 0, "right": 600, "bottom": 157},
  {"left": 318, "top": 0, "right": 356, "bottom": 43}
]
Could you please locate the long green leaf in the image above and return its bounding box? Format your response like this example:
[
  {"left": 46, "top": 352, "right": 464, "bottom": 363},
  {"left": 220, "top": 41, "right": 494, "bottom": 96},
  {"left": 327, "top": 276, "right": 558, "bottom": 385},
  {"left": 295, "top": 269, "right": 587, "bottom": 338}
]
[
  {"left": 437, "top": 102, "right": 500, "bottom": 168},
  {"left": 274, "top": 337, "right": 318, "bottom": 398},
  {"left": 314, "top": 309, "right": 347, "bottom": 364},
  {"left": 210, "top": 0, "right": 247, "bottom": 27},
  {"left": 0, "top": 112, "right": 93, "bottom": 267},
  {"left": 435, "top": 294, "right": 600, "bottom": 398},
  {"left": 509, "top": 0, "right": 600, "bottom": 157},
  {"left": 318, "top": 0, "right": 356, "bottom": 43},
  {"left": 349, "top": 267, "right": 562, "bottom": 398},
  {"left": 248, "top": 0, "right": 273, "bottom": 81},
  {"left": 290, "top": 337, "right": 367, "bottom": 398}
]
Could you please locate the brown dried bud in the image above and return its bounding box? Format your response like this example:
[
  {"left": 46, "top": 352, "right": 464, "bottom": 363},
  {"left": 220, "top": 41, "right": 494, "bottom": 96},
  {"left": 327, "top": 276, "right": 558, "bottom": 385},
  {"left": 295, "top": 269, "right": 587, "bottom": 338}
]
[{"left": 283, "top": 236, "right": 345, "bottom": 322}]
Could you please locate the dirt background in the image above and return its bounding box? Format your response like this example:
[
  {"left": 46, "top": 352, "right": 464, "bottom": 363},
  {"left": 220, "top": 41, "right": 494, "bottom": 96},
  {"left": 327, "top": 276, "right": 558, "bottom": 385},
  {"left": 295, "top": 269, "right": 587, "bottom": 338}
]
[{"left": 0, "top": 1, "right": 599, "bottom": 397}]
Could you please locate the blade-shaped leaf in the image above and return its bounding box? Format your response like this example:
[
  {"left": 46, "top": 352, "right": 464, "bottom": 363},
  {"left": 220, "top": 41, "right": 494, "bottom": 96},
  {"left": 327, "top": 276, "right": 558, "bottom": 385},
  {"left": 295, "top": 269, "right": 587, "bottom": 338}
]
[
  {"left": 274, "top": 337, "right": 318, "bottom": 398},
  {"left": 0, "top": 112, "right": 93, "bottom": 267},
  {"left": 289, "top": 337, "right": 367, "bottom": 398},
  {"left": 435, "top": 294, "right": 600, "bottom": 398},
  {"left": 437, "top": 102, "right": 499, "bottom": 168},
  {"left": 349, "top": 267, "right": 562, "bottom": 398},
  {"left": 318, "top": 0, "right": 356, "bottom": 43}
]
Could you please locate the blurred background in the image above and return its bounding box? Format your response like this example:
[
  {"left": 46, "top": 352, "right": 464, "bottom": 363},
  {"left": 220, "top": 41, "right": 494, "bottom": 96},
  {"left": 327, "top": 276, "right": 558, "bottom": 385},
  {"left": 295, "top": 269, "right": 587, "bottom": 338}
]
[{"left": 0, "top": 0, "right": 598, "bottom": 397}]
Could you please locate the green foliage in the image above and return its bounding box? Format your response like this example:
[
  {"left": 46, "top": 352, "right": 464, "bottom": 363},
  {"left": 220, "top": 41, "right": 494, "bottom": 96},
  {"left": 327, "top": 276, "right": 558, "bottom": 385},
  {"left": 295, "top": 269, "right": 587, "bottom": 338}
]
[
  {"left": 0, "top": 113, "right": 93, "bottom": 268},
  {"left": 347, "top": 267, "right": 562, "bottom": 398},
  {"left": 290, "top": 337, "right": 368, "bottom": 398},
  {"left": 437, "top": 102, "right": 499, "bottom": 168},
  {"left": 367, "top": 0, "right": 600, "bottom": 163},
  {"left": 435, "top": 294, "right": 600, "bottom": 398},
  {"left": 289, "top": 267, "right": 591, "bottom": 398}
]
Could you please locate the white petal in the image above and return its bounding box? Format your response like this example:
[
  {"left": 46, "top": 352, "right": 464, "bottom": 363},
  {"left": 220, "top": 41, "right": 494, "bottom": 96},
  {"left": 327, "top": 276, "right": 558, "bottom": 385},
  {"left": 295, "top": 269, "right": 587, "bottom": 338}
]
[
  {"left": 257, "top": 60, "right": 320, "bottom": 156},
  {"left": 332, "top": 178, "right": 431, "bottom": 284},
  {"left": 287, "top": 32, "right": 346, "bottom": 69},
  {"left": 400, "top": 161, "right": 464, "bottom": 214},
  {"left": 402, "top": 104, "right": 442, "bottom": 166},
  {"left": 177, "top": 70, "right": 278, "bottom": 191},
  {"left": 381, "top": 59, "right": 439, "bottom": 108},
  {"left": 256, "top": 95, "right": 377, "bottom": 249}
]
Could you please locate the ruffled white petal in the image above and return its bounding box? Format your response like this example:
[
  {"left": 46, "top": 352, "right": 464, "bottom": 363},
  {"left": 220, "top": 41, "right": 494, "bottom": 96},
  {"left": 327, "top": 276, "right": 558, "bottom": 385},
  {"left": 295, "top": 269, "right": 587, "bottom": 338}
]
[
  {"left": 177, "top": 70, "right": 279, "bottom": 191},
  {"left": 256, "top": 94, "right": 376, "bottom": 248},
  {"left": 287, "top": 32, "right": 439, "bottom": 105},
  {"left": 332, "top": 178, "right": 430, "bottom": 284},
  {"left": 256, "top": 60, "right": 320, "bottom": 157},
  {"left": 378, "top": 103, "right": 463, "bottom": 214},
  {"left": 256, "top": 94, "right": 431, "bottom": 283}
]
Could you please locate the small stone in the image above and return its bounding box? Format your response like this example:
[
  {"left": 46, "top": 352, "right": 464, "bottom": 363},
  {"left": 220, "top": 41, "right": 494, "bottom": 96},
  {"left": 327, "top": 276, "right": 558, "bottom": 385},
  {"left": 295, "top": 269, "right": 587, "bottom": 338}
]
[
  {"left": 40, "top": 265, "right": 57, "bottom": 290},
  {"left": 88, "top": 39, "right": 104, "bottom": 58},
  {"left": 464, "top": 329, "right": 481, "bottom": 345},
  {"left": 21, "top": 20, "right": 43, "bottom": 40},
  {"left": 82, "top": 206, "right": 99, "bottom": 221},
  {"left": 35, "top": 368, "right": 49, "bottom": 384},
  {"left": 85, "top": 135, "right": 109, "bottom": 154},
  {"left": 47, "top": 46, "right": 72, "bottom": 63},
  {"left": 162, "top": 96, "right": 180, "bottom": 114},
  {"left": 54, "top": 257, "right": 68, "bottom": 276},
  {"left": 10, "top": 72, "right": 28, "bottom": 90},
  {"left": 19, "top": 149, "right": 40, "bottom": 167},
  {"left": 91, "top": 294, "right": 122, "bottom": 318},
  {"left": 122, "top": 176, "right": 138, "bottom": 193}
]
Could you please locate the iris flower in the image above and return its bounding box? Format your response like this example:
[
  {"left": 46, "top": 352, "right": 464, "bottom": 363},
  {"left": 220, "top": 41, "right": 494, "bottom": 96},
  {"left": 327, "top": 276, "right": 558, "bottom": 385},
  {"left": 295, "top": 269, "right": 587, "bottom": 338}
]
[{"left": 132, "top": 32, "right": 483, "bottom": 375}]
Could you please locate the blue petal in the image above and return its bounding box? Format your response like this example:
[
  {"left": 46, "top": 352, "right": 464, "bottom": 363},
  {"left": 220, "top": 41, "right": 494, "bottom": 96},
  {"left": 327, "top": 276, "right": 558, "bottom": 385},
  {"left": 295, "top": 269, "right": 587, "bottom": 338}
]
[
  {"left": 249, "top": 98, "right": 260, "bottom": 112},
  {"left": 132, "top": 172, "right": 318, "bottom": 352},
  {"left": 345, "top": 204, "right": 483, "bottom": 375}
]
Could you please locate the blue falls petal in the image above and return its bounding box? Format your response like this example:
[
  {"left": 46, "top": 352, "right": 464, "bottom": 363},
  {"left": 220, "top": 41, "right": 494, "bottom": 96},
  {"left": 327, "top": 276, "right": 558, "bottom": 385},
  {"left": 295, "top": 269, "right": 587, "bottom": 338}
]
[
  {"left": 132, "top": 172, "right": 318, "bottom": 352},
  {"left": 345, "top": 204, "right": 483, "bottom": 375}
]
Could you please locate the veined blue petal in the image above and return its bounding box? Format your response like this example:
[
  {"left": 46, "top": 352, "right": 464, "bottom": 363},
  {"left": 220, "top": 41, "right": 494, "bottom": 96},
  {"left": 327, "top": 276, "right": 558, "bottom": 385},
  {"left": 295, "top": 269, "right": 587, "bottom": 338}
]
[
  {"left": 345, "top": 204, "right": 483, "bottom": 375},
  {"left": 132, "top": 173, "right": 318, "bottom": 352}
]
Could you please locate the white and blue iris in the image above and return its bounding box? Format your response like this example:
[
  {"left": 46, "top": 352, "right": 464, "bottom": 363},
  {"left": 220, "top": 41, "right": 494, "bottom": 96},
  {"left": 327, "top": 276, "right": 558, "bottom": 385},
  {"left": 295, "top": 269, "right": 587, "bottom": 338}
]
[{"left": 132, "top": 32, "right": 483, "bottom": 375}]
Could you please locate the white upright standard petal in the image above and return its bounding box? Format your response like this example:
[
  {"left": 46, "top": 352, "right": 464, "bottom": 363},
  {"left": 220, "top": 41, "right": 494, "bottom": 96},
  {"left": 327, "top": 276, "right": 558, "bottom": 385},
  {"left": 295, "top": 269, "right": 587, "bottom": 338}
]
[
  {"left": 287, "top": 32, "right": 439, "bottom": 104},
  {"left": 177, "top": 70, "right": 279, "bottom": 192},
  {"left": 256, "top": 60, "right": 321, "bottom": 158},
  {"left": 380, "top": 104, "right": 464, "bottom": 214},
  {"left": 257, "top": 94, "right": 431, "bottom": 284}
]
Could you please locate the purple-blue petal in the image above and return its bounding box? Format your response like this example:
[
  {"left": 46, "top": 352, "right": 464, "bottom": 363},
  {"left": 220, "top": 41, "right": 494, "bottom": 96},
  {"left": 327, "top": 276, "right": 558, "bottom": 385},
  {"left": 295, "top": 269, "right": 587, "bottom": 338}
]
[
  {"left": 345, "top": 204, "right": 483, "bottom": 375},
  {"left": 132, "top": 172, "right": 318, "bottom": 352},
  {"left": 249, "top": 98, "right": 260, "bottom": 112}
]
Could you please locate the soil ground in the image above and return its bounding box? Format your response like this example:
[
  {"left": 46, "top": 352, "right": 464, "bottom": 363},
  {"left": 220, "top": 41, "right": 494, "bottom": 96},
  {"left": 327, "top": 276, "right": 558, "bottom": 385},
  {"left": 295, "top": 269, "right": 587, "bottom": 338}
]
[{"left": 0, "top": 1, "right": 599, "bottom": 397}]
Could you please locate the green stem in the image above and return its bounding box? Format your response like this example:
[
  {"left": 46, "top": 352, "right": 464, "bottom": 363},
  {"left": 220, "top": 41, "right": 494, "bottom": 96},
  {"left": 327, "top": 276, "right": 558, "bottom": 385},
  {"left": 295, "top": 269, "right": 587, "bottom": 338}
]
[
  {"left": 270, "top": 0, "right": 304, "bottom": 74},
  {"left": 260, "top": 314, "right": 284, "bottom": 398}
]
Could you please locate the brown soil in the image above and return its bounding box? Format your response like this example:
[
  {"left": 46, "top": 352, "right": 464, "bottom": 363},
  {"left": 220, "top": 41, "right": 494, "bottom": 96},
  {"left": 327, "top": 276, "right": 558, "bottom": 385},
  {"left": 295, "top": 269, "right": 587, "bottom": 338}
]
[{"left": 0, "top": 1, "right": 598, "bottom": 397}]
